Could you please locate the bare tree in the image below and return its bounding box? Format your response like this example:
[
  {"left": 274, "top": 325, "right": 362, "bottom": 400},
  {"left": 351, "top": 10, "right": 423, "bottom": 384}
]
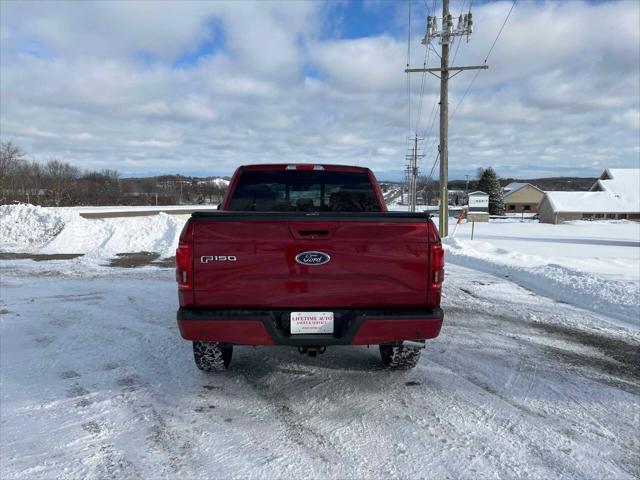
[
  {"left": 15, "top": 160, "right": 44, "bottom": 203},
  {"left": 0, "top": 141, "right": 26, "bottom": 203},
  {"left": 0, "top": 141, "right": 228, "bottom": 207},
  {"left": 44, "top": 158, "right": 80, "bottom": 206},
  {"left": 416, "top": 174, "right": 437, "bottom": 205}
]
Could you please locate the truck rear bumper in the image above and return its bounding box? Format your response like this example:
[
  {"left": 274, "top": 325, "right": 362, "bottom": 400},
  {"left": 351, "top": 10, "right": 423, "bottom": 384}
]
[{"left": 177, "top": 307, "right": 443, "bottom": 346}]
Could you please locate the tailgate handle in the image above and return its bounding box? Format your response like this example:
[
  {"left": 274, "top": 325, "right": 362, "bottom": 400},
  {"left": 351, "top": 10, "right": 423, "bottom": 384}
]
[
  {"left": 297, "top": 230, "right": 329, "bottom": 237},
  {"left": 289, "top": 223, "right": 336, "bottom": 240}
]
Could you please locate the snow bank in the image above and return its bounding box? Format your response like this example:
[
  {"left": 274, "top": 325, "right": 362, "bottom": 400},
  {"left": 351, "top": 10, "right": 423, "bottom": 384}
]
[
  {"left": 40, "top": 212, "right": 186, "bottom": 258},
  {"left": 0, "top": 204, "right": 65, "bottom": 251},
  {"left": 444, "top": 237, "right": 640, "bottom": 328},
  {"left": 1, "top": 204, "right": 187, "bottom": 259}
]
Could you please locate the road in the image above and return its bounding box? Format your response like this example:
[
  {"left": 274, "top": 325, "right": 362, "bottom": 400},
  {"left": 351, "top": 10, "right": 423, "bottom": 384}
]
[{"left": 1, "top": 262, "right": 638, "bottom": 479}]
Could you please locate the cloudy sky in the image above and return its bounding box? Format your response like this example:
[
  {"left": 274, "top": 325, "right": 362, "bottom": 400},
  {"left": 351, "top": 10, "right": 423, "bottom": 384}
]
[{"left": 1, "top": 0, "right": 638, "bottom": 180}]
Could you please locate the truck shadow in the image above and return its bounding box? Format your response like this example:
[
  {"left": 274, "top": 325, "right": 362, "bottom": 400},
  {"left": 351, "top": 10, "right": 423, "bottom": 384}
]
[{"left": 232, "top": 345, "right": 388, "bottom": 374}]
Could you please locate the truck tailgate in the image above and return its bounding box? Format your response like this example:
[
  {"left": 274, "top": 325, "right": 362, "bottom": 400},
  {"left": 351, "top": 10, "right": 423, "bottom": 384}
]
[{"left": 190, "top": 213, "right": 434, "bottom": 309}]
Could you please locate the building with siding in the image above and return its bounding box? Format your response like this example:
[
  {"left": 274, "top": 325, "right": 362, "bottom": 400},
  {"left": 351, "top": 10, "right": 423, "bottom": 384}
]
[
  {"left": 538, "top": 168, "right": 640, "bottom": 224},
  {"left": 503, "top": 182, "right": 545, "bottom": 213}
]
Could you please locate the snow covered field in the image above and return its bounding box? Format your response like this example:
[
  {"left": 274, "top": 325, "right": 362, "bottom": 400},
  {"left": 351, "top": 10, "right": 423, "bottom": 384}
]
[
  {"left": 1, "top": 203, "right": 639, "bottom": 478},
  {"left": 445, "top": 219, "right": 640, "bottom": 329}
]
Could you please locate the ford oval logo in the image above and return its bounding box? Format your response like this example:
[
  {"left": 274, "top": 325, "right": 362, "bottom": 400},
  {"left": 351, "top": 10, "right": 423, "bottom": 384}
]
[{"left": 295, "top": 251, "right": 331, "bottom": 266}]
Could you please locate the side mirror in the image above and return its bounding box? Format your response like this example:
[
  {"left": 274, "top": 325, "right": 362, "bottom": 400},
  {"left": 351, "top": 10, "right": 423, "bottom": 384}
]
[{"left": 216, "top": 203, "right": 222, "bottom": 210}]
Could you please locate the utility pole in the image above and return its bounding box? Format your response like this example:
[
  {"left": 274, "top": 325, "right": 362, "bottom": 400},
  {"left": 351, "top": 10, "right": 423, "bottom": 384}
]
[
  {"left": 405, "top": 0, "right": 487, "bottom": 236},
  {"left": 439, "top": 0, "right": 450, "bottom": 235},
  {"left": 405, "top": 135, "right": 424, "bottom": 212}
]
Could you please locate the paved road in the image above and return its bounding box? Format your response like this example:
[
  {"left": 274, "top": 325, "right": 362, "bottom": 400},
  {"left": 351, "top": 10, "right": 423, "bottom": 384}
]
[{"left": 1, "top": 263, "right": 638, "bottom": 478}]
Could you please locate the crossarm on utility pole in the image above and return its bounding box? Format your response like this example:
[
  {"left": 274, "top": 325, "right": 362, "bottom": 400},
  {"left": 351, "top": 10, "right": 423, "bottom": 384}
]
[{"left": 404, "top": 65, "right": 488, "bottom": 73}]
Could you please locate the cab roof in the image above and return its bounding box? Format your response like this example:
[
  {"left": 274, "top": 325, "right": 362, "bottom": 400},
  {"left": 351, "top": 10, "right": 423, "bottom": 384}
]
[{"left": 238, "top": 164, "right": 370, "bottom": 173}]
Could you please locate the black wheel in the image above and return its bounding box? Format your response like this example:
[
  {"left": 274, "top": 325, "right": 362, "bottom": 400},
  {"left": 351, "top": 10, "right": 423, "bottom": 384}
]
[
  {"left": 379, "top": 343, "right": 422, "bottom": 370},
  {"left": 193, "top": 342, "right": 233, "bottom": 371}
]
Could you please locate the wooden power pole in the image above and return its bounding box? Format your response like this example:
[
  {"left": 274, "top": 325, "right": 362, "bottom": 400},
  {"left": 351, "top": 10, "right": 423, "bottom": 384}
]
[
  {"left": 405, "top": 135, "right": 424, "bottom": 212},
  {"left": 405, "top": 0, "right": 487, "bottom": 237}
]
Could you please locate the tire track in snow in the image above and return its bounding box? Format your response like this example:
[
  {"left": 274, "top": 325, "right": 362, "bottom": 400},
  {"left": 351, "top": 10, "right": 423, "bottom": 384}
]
[{"left": 235, "top": 362, "right": 380, "bottom": 478}]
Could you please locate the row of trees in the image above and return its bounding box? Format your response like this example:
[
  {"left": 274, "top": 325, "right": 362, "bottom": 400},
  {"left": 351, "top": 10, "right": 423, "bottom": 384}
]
[{"left": 0, "top": 141, "right": 228, "bottom": 207}]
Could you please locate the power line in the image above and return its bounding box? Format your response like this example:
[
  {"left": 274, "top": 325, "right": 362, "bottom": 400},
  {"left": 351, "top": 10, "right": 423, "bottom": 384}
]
[
  {"left": 484, "top": 0, "right": 517, "bottom": 64},
  {"left": 426, "top": 151, "right": 440, "bottom": 182},
  {"left": 450, "top": 0, "right": 517, "bottom": 119},
  {"left": 420, "top": 151, "right": 440, "bottom": 206},
  {"left": 414, "top": 38, "right": 431, "bottom": 134}
]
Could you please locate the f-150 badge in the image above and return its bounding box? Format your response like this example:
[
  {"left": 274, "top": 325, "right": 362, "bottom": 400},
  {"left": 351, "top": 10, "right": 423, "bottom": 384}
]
[
  {"left": 201, "top": 255, "right": 237, "bottom": 263},
  {"left": 295, "top": 251, "right": 330, "bottom": 266}
]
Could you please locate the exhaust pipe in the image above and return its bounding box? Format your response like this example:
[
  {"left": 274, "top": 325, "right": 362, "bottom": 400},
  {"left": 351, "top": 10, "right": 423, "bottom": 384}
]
[{"left": 403, "top": 340, "right": 426, "bottom": 349}]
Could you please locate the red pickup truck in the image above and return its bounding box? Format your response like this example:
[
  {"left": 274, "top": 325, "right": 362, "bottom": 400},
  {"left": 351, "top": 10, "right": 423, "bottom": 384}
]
[{"left": 176, "top": 164, "right": 444, "bottom": 371}]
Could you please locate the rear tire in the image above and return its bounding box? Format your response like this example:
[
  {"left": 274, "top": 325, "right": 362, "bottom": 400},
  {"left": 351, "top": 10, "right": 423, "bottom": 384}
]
[
  {"left": 379, "top": 343, "right": 421, "bottom": 370},
  {"left": 193, "top": 342, "right": 233, "bottom": 371}
]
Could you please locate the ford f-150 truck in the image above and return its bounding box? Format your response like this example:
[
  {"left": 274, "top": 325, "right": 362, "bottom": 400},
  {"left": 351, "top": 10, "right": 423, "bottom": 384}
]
[{"left": 176, "top": 164, "right": 444, "bottom": 371}]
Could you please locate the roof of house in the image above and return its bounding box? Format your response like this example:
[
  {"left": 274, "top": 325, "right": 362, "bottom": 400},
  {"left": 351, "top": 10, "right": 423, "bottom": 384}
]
[
  {"left": 503, "top": 182, "right": 527, "bottom": 193},
  {"left": 590, "top": 168, "right": 639, "bottom": 198},
  {"left": 468, "top": 190, "right": 488, "bottom": 196},
  {"left": 503, "top": 182, "right": 544, "bottom": 198},
  {"left": 544, "top": 168, "right": 640, "bottom": 213}
]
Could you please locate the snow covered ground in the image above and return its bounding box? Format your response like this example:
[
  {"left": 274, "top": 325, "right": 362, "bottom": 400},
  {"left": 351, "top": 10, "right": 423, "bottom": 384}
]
[
  {"left": 445, "top": 219, "right": 640, "bottom": 329},
  {"left": 1, "top": 260, "right": 638, "bottom": 479}
]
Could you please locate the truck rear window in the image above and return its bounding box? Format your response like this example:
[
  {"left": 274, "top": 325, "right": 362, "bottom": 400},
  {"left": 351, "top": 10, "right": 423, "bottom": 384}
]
[{"left": 228, "top": 170, "right": 381, "bottom": 212}]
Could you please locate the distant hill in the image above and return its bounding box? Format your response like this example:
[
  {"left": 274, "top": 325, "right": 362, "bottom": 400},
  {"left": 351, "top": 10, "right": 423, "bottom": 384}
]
[{"left": 449, "top": 176, "right": 597, "bottom": 192}]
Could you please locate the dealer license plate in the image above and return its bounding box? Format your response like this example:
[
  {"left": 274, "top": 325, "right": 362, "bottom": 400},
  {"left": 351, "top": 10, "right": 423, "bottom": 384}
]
[{"left": 290, "top": 312, "right": 334, "bottom": 334}]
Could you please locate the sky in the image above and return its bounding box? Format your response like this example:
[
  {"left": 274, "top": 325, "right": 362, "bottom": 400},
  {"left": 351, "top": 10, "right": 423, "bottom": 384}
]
[{"left": 1, "top": 0, "right": 639, "bottom": 181}]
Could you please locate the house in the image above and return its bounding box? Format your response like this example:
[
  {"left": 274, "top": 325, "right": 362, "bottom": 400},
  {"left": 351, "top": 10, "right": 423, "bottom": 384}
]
[
  {"left": 503, "top": 182, "right": 545, "bottom": 213},
  {"left": 538, "top": 168, "right": 640, "bottom": 224}
]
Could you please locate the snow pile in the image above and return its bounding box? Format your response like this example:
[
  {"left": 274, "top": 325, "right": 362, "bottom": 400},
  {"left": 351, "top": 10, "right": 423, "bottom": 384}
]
[
  {"left": 0, "top": 204, "right": 65, "bottom": 251},
  {"left": 1, "top": 204, "right": 187, "bottom": 258},
  {"left": 212, "top": 178, "right": 230, "bottom": 187},
  {"left": 40, "top": 212, "right": 187, "bottom": 258},
  {"left": 444, "top": 237, "right": 640, "bottom": 328}
]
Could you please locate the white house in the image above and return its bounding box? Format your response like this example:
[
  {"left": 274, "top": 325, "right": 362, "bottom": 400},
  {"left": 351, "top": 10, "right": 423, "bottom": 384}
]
[{"left": 538, "top": 168, "right": 640, "bottom": 224}]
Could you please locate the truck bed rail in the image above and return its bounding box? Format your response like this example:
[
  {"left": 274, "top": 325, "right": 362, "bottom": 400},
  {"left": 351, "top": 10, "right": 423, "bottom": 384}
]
[{"left": 190, "top": 211, "right": 432, "bottom": 222}]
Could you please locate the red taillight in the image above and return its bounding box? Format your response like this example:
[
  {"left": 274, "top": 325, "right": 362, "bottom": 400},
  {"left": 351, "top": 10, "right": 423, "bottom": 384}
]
[
  {"left": 427, "top": 242, "right": 444, "bottom": 307},
  {"left": 176, "top": 241, "right": 193, "bottom": 290},
  {"left": 430, "top": 243, "right": 444, "bottom": 285}
]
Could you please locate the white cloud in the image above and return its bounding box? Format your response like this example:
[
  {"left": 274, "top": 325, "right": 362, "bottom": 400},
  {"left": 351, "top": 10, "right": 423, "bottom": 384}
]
[
  {"left": 613, "top": 109, "right": 640, "bottom": 130},
  {"left": 0, "top": 0, "right": 638, "bottom": 180},
  {"left": 309, "top": 36, "right": 406, "bottom": 92}
]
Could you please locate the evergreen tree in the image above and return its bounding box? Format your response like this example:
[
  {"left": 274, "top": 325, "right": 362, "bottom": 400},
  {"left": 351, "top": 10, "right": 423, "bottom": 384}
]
[{"left": 476, "top": 167, "right": 504, "bottom": 215}]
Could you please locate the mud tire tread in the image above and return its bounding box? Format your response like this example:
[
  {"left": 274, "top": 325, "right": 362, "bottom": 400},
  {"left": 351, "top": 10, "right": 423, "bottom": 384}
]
[
  {"left": 193, "top": 342, "right": 233, "bottom": 371},
  {"left": 379, "top": 343, "right": 422, "bottom": 370}
]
